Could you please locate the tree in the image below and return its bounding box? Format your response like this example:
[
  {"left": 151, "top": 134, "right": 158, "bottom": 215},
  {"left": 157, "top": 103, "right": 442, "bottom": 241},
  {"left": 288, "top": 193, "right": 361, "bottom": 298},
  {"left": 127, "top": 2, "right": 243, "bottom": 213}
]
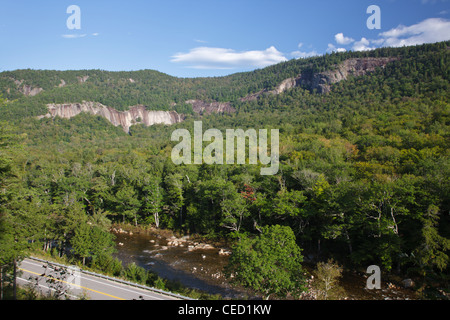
[
  {"left": 164, "top": 173, "right": 185, "bottom": 228},
  {"left": 0, "top": 113, "right": 28, "bottom": 300},
  {"left": 71, "top": 223, "right": 116, "bottom": 265},
  {"left": 123, "top": 262, "right": 149, "bottom": 285},
  {"left": 142, "top": 178, "right": 164, "bottom": 228},
  {"left": 70, "top": 223, "right": 92, "bottom": 266},
  {"left": 220, "top": 183, "right": 252, "bottom": 233},
  {"left": 272, "top": 188, "right": 309, "bottom": 235},
  {"left": 220, "top": 193, "right": 248, "bottom": 233},
  {"left": 114, "top": 182, "right": 141, "bottom": 226},
  {"left": 225, "top": 225, "right": 306, "bottom": 299},
  {"left": 412, "top": 205, "right": 450, "bottom": 275},
  {"left": 313, "top": 259, "right": 345, "bottom": 300}
]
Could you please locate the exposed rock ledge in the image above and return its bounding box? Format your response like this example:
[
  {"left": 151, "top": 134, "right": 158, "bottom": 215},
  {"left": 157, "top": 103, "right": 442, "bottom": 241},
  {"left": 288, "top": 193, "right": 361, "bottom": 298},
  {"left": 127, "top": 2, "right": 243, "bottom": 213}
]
[
  {"left": 298, "top": 57, "right": 399, "bottom": 94},
  {"left": 38, "top": 102, "right": 183, "bottom": 133},
  {"left": 13, "top": 79, "right": 43, "bottom": 96},
  {"left": 185, "top": 99, "right": 235, "bottom": 114},
  {"left": 241, "top": 57, "right": 398, "bottom": 101}
]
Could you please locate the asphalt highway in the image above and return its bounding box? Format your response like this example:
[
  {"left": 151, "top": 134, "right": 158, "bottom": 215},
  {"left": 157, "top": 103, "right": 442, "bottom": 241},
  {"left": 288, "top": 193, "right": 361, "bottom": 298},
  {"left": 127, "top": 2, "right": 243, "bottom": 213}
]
[{"left": 17, "top": 258, "right": 181, "bottom": 300}]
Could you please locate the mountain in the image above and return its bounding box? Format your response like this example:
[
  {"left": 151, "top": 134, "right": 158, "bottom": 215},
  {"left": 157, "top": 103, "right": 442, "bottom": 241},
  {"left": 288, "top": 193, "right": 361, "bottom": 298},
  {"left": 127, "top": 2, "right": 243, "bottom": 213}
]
[
  {"left": 16, "top": 56, "right": 397, "bottom": 133},
  {"left": 0, "top": 41, "right": 449, "bottom": 297},
  {"left": 0, "top": 49, "right": 405, "bottom": 132}
]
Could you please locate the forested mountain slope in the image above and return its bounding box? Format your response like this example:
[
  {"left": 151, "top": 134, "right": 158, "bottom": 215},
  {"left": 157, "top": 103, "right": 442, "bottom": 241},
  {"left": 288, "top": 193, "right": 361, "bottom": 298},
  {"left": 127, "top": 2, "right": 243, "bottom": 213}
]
[
  {"left": 0, "top": 41, "right": 449, "bottom": 298},
  {"left": 2, "top": 41, "right": 445, "bottom": 121}
]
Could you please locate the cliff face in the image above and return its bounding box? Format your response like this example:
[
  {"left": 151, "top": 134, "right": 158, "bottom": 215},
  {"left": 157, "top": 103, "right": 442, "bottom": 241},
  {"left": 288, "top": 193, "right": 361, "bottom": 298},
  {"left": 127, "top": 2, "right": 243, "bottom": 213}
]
[
  {"left": 241, "top": 57, "right": 398, "bottom": 101},
  {"left": 41, "top": 102, "right": 183, "bottom": 133},
  {"left": 14, "top": 80, "right": 43, "bottom": 96},
  {"left": 20, "top": 85, "right": 43, "bottom": 96},
  {"left": 185, "top": 99, "right": 235, "bottom": 114},
  {"left": 297, "top": 57, "right": 399, "bottom": 93},
  {"left": 239, "top": 78, "right": 297, "bottom": 102}
]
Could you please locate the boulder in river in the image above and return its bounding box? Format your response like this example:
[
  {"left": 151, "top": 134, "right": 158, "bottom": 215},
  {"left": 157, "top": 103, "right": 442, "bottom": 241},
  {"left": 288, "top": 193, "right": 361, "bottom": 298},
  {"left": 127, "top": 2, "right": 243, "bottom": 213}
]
[{"left": 218, "top": 249, "right": 231, "bottom": 256}]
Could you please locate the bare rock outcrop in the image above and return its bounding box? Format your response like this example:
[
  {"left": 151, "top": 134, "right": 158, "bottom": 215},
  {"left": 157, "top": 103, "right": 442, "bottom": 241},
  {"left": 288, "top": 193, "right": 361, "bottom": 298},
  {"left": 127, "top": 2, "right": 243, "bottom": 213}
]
[
  {"left": 40, "top": 101, "right": 183, "bottom": 133},
  {"left": 13, "top": 79, "right": 43, "bottom": 96},
  {"left": 297, "top": 57, "right": 399, "bottom": 93},
  {"left": 240, "top": 78, "right": 298, "bottom": 102},
  {"left": 271, "top": 77, "right": 298, "bottom": 95},
  {"left": 77, "top": 75, "right": 89, "bottom": 83},
  {"left": 20, "top": 85, "right": 43, "bottom": 96},
  {"left": 240, "top": 57, "right": 398, "bottom": 100},
  {"left": 185, "top": 99, "right": 235, "bottom": 114}
]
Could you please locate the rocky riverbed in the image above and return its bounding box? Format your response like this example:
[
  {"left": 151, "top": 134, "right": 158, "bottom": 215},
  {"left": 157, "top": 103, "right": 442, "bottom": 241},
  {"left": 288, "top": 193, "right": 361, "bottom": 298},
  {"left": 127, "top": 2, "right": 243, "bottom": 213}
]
[{"left": 111, "top": 225, "right": 419, "bottom": 300}]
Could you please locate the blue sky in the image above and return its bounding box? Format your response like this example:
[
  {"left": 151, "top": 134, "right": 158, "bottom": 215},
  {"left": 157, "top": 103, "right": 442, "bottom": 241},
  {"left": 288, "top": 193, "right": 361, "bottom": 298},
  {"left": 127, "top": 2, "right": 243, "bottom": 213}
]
[{"left": 0, "top": 0, "right": 449, "bottom": 77}]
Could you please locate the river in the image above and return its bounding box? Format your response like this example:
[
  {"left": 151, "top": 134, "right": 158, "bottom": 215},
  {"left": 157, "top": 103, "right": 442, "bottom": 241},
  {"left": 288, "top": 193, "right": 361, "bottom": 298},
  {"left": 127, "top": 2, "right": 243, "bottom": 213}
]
[
  {"left": 112, "top": 227, "right": 251, "bottom": 299},
  {"left": 112, "top": 227, "right": 419, "bottom": 300}
]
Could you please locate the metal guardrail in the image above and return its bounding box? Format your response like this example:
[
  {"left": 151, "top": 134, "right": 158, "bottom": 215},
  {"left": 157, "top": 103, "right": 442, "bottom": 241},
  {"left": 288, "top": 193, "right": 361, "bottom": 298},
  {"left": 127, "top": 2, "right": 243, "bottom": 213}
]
[{"left": 28, "top": 256, "right": 195, "bottom": 300}]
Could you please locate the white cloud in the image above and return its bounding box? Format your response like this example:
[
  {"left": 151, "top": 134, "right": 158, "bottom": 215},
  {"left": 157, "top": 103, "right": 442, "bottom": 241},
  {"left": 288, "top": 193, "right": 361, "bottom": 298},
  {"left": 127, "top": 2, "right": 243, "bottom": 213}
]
[
  {"left": 62, "top": 33, "right": 99, "bottom": 39},
  {"left": 335, "top": 33, "right": 354, "bottom": 45},
  {"left": 291, "top": 50, "right": 319, "bottom": 59},
  {"left": 421, "top": 0, "right": 449, "bottom": 4},
  {"left": 62, "top": 34, "right": 87, "bottom": 39},
  {"left": 171, "top": 46, "right": 287, "bottom": 69},
  {"left": 327, "top": 43, "right": 347, "bottom": 53},
  {"left": 370, "top": 38, "right": 385, "bottom": 45},
  {"left": 352, "top": 37, "right": 375, "bottom": 51},
  {"left": 378, "top": 17, "right": 450, "bottom": 47},
  {"left": 291, "top": 43, "right": 319, "bottom": 58},
  {"left": 330, "top": 18, "right": 450, "bottom": 53}
]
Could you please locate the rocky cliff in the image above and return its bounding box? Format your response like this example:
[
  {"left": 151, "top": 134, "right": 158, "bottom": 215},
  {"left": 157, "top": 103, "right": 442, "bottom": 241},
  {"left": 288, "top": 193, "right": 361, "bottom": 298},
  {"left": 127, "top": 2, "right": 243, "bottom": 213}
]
[
  {"left": 297, "top": 57, "right": 399, "bottom": 94},
  {"left": 40, "top": 102, "right": 183, "bottom": 133},
  {"left": 14, "top": 80, "right": 43, "bottom": 96},
  {"left": 240, "top": 57, "right": 398, "bottom": 101},
  {"left": 185, "top": 99, "right": 235, "bottom": 114}
]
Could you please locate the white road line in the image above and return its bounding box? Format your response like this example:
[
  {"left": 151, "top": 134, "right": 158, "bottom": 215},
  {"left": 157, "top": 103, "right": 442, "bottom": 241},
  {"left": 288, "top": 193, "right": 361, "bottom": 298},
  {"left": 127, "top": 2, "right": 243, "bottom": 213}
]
[{"left": 78, "top": 273, "right": 166, "bottom": 300}]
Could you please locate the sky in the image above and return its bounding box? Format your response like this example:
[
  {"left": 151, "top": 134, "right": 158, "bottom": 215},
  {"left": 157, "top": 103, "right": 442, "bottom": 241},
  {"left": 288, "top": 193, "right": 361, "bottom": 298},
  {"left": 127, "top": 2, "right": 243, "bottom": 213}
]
[{"left": 0, "top": 0, "right": 449, "bottom": 78}]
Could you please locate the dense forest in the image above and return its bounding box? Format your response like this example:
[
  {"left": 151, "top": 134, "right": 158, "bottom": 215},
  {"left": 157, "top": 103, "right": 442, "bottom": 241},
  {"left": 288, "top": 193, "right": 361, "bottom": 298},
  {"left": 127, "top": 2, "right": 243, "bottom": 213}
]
[{"left": 0, "top": 41, "right": 449, "bottom": 299}]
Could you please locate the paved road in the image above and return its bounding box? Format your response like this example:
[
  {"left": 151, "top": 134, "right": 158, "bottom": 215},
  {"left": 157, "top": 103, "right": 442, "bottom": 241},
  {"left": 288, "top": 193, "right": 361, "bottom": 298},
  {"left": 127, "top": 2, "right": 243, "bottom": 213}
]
[{"left": 17, "top": 258, "right": 181, "bottom": 300}]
